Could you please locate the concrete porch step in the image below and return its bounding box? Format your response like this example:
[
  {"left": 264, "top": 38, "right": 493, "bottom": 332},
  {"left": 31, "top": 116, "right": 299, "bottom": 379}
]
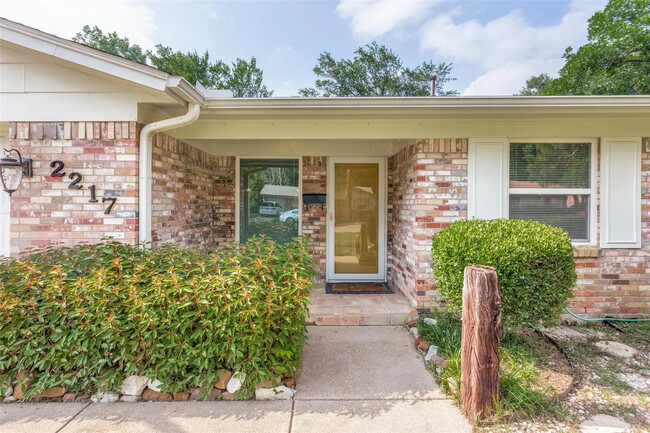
[{"left": 308, "top": 284, "right": 417, "bottom": 326}]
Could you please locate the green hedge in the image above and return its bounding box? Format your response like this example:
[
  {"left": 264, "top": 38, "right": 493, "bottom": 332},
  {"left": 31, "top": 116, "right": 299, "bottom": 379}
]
[
  {"left": 0, "top": 237, "right": 316, "bottom": 399},
  {"left": 430, "top": 219, "right": 576, "bottom": 327}
]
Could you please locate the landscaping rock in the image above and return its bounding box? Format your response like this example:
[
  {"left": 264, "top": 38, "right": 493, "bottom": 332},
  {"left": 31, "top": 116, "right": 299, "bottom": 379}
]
[
  {"left": 188, "top": 387, "right": 202, "bottom": 401},
  {"left": 423, "top": 318, "right": 437, "bottom": 326},
  {"left": 206, "top": 389, "right": 222, "bottom": 401},
  {"left": 221, "top": 392, "right": 236, "bottom": 401},
  {"left": 215, "top": 371, "right": 233, "bottom": 389},
  {"left": 3, "top": 396, "right": 16, "bottom": 403},
  {"left": 91, "top": 392, "right": 119, "bottom": 403},
  {"left": 62, "top": 393, "right": 76, "bottom": 403},
  {"left": 619, "top": 372, "right": 650, "bottom": 392},
  {"left": 147, "top": 378, "right": 163, "bottom": 392},
  {"left": 121, "top": 375, "right": 149, "bottom": 396},
  {"left": 159, "top": 392, "right": 173, "bottom": 401},
  {"left": 283, "top": 377, "right": 296, "bottom": 389},
  {"left": 541, "top": 326, "right": 587, "bottom": 342},
  {"left": 173, "top": 391, "right": 189, "bottom": 401},
  {"left": 424, "top": 345, "right": 439, "bottom": 362},
  {"left": 258, "top": 377, "right": 282, "bottom": 388},
  {"left": 33, "top": 386, "right": 67, "bottom": 398},
  {"left": 3, "top": 386, "right": 12, "bottom": 398},
  {"left": 74, "top": 394, "right": 91, "bottom": 402},
  {"left": 227, "top": 371, "right": 246, "bottom": 394},
  {"left": 417, "top": 339, "right": 430, "bottom": 351},
  {"left": 409, "top": 327, "right": 419, "bottom": 339},
  {"left": 13, "top": 372, "right": 33, "bottom": 400},
  {"left": 141, "top": 389, "right": 162, "bottom": 401},
  {"left": 428, "top": 354, "right": 447, "bottom": 366},
  {"left": 120, "top": 395, "right": 139, "bottom": 403},
  {"left": 255, "top": 386, "right": 295, "bottom": 401},
  {"left": 595, "top": 341, "right": 638, "bottom": 358},
  {"left": 580, "top": 414, "right": 631, "bottom": 433},
  {"left": 406, "top": 319, "right": 418, "bottom": 328}
]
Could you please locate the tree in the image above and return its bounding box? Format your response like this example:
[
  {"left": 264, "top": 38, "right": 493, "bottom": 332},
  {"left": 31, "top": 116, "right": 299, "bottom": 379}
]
[
  {"left": 517, "top": 73, "right": 553, "bottom": 95},
  {"left": 73, "top": 26, "right": 272, "bottom": 97},
  {"left": 299, "top": 42, "right": 457, "bottom": 97},
  {"left": 72, "top": 25, "right": 147, "bottom": 63},
  {"left": 525, "top": 0, "right": 650, "bottom": 95}
]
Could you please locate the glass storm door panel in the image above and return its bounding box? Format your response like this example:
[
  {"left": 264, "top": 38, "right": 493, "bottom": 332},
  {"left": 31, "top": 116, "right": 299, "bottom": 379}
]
[{"left": 327, "top": 158, "right": 385, "bottom": 281}]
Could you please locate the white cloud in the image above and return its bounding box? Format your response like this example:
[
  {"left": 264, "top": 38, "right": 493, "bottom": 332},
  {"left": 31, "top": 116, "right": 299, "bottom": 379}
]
[
  {"left": 418, "top": 0, "right": 606, "bottom": 94},
  {"left": 2, "top": 0, "right": 158, "bottom": 50},
  {"left": 463, "top": 59, "right": 564, "bottom": 95},
  {"left": 337, "top": 0, "right": 435, "bottom": 40}
]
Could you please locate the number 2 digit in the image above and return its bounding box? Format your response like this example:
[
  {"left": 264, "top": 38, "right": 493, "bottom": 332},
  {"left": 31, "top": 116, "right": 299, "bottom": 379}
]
[
  {"left": 50, "top": 160, "right": 65, "bottom": 177},
  {"left": 68, "top": 172, "right": 82, "bottom": 189}
]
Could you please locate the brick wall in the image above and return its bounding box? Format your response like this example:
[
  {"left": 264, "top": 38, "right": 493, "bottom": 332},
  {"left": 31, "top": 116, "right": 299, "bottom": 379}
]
[
  {"left": 302, "top": 156, "right": 327, "bottom": 279},
  {"left": 7, "top": 122, "right": 139, "bottom": 254},
  {"left": 571, "top": 137, "right": 650, "bottom": 317},
  {"left": 151, "top": 133, "right": 234, "bottom": 250},
  {"left": 388, "top": 139, "right": 468, "bottom": 311}
]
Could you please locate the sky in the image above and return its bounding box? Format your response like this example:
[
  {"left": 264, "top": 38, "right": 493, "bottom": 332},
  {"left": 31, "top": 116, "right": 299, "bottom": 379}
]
[{"left": 2, "top": 0, "right": 607, "bottom": 96}]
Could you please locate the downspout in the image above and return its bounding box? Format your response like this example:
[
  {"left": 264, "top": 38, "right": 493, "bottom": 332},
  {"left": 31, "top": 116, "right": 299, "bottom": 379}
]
[{"left": 139, "top": 103, "right": 201, "bottom": 244}]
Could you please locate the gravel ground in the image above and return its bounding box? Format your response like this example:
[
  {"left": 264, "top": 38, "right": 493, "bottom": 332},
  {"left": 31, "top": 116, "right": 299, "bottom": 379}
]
[{"left": 476, "top": 322, "right": 650, "bottom": 433}]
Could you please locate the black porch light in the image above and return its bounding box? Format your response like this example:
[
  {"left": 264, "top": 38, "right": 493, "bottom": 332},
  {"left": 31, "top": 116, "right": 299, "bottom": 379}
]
[{"left": 0, "top": 148, "right": 32, "bottom": 196}]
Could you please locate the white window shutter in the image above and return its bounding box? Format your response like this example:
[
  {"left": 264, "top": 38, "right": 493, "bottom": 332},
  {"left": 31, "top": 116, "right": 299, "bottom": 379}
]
[
  {"left": 0, "top": 190, "right": 9, "bottom": 256},
  {"left": 468, "top": 138, "right": 507, "bottom": 219},
  {"left": 600, "top": 137, "right": 642, "bottom": 248}
]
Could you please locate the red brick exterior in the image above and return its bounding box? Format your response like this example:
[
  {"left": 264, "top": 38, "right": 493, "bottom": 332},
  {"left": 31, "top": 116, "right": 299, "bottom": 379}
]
[
  {"left": 7, "top": 121, "right": 139, "bottom": 254},
  {"left": 151, "top": 133, "right": 235, "bottom": 250},
  {"left": 388, "top": 139, "right": 468, "bottom": 310},
  {"left": 301, "top": 156, "right": 327, "bottom": 279},
  {"left": 4, "top": 122, "right": 648, "bottom": 317}
]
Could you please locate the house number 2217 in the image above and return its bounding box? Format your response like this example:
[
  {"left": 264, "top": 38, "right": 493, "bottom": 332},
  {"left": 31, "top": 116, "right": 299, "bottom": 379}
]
[{"left": 50, "top": 160, "right": 117, "bottom": 214}]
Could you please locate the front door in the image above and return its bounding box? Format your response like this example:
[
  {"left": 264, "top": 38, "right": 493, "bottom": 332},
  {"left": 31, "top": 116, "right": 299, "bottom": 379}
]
[{"left": 327, "top": 157, "right": 386, "bottom": 281}]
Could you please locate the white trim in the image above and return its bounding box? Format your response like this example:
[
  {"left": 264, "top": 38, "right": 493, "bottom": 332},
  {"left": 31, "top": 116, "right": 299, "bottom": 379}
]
[
  {"left": 506, "top": 138, "right": 598, "bottom": 245},
  {"left": 326, "top": 157, "right": 387, "bottom": 282},
  {"left": 600, "top": 137, "right": 642, "bottom": 248},
  {"left": 235, "top": 156, "right": 302, "bottom": 243}
]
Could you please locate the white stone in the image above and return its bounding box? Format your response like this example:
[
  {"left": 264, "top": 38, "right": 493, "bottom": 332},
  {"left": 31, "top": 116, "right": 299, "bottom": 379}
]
[
  {"left": 424, "top": 345, "right": 439, "bottom": 362},
  {"left": 255, "top": 386, "right": 295, "bottom": 401},
  {"left": 3, "top": 386, "right": 12, "bottom": 397},
  {"left": 580, "top": 414, "right": 631, "bottom": 433},
  {"left": 120, "top": 375, "right": 149, "bottom": 396},
  {"left": 423, "top": 318, "right": 437, "bottom": 326},
  {"left": 227, "top": 371, "right": 246, "bottom": 394},
  {"left": 595, "top": 341, "right": 638, "bottom": 359},
  {"left": 119, "top": 395, "right": 139, "bottom": 402},
  {"left": 3, "top": 396, "right": 16, "bottom": 403},
  {"left": 409, "top": 327, "right": 419, "bottom": 339},
  {"left": 147, "top": 378, "right": 163, "bottom": 392},
  {"left": 91, "top": 392, "right": 119, "bottom": 403}
]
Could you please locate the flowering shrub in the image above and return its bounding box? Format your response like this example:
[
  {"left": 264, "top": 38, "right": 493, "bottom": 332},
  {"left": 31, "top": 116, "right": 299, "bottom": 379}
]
[{"left": 0, "top": 237, "right": 316, "bottom": 399}]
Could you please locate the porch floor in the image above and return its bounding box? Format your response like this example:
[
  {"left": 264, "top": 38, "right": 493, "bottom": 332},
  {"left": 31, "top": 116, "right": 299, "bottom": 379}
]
[{"left": 307, "top": 283, "right": 416, "bottom": 326}]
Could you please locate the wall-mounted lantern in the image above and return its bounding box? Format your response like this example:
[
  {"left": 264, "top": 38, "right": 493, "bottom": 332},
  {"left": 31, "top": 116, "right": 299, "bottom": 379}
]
[{"left": 0, "top": 148, "right": 32, "bottom": 196}]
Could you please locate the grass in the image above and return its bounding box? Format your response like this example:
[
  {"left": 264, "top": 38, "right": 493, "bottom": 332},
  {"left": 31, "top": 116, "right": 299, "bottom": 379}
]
[{"left": 418, "top": 311, "right": 562, "bottom": 420}]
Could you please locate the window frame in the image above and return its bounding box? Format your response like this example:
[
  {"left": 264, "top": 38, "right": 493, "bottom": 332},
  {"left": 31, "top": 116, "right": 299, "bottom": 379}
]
[
  {"left": 506, "top": 138, "right": 598, "bottom": 246},
  {"left": 235, "top": 156, "right": 302, "bottom": 243}
]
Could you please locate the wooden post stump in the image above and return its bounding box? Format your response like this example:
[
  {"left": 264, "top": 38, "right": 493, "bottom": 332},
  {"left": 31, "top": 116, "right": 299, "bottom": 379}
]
[{"left": 460, "top": 265, "right": 501, "bottom": 421}]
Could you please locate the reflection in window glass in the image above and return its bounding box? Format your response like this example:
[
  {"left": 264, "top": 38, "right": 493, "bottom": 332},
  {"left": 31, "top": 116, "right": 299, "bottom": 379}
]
[
  {"left": 510, "top": 143, "right": 590, "bottom": 189},
  {"left": 239, "top": 159, "right": 299, "bottom": 244}
]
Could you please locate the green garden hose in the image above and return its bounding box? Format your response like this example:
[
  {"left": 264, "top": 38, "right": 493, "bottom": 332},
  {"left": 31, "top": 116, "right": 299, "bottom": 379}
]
[{"left": 565, "top": 308, "right": 650, "bottom": 322}]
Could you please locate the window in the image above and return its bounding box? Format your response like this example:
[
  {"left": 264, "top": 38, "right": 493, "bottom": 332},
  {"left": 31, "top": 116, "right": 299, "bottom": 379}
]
[
  {"left": 238, "top": 158, "right": 300, "bottom": 244},
  {"left": 508, "top": 142, "right": 594, "bottom": 243}
]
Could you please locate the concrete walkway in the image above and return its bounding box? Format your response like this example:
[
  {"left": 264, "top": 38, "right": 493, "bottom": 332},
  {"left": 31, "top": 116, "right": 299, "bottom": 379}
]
[{"left": 0, "top": 326, "right": 471, "bottom": 433}]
